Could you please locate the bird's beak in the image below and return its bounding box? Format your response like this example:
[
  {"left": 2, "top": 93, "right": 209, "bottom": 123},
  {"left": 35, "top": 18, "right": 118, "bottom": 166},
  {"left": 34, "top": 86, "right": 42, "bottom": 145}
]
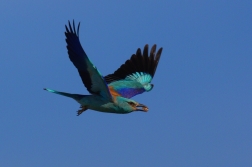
[{"left": 136, "top": 103, "right": 148, "bottom": 112}]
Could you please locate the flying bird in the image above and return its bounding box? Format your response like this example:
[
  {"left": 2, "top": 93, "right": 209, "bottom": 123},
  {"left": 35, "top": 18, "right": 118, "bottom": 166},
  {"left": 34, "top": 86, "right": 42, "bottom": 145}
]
[{"left": 44, "top": 20, "right": 163, "bottom": 115}]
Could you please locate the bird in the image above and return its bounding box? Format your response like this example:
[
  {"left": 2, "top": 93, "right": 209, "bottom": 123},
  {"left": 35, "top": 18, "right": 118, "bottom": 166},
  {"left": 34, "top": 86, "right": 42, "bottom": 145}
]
[{"left": 44, "top": 20, "right": 163, "bottom": 116}]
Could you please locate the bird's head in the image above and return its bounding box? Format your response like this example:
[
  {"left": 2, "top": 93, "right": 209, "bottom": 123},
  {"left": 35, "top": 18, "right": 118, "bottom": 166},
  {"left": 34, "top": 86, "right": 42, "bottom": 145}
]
[{"left": 117, "top": 97, "right": 149, "bottom": 113}]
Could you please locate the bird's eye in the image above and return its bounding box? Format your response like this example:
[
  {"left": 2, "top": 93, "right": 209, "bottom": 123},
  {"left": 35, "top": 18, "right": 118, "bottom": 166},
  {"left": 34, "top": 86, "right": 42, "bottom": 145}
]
[{"left": 128, "top": 102, "right": 135, "bottom": 106}]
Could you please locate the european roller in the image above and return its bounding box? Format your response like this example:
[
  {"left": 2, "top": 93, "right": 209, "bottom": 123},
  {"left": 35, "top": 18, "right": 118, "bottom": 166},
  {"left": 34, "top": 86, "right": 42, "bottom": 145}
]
[{"left": 44, "top": 21, "right": 163, "bottom": 115}]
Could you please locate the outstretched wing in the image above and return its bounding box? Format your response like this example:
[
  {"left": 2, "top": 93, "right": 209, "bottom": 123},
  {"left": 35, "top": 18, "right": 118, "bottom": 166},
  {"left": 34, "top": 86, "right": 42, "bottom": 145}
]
[
  {"left": 65, "top": 20, "right": 112, "bottom": 100},
  {"left": 105, "top": 44, "right": 162, "bottom": 98}
]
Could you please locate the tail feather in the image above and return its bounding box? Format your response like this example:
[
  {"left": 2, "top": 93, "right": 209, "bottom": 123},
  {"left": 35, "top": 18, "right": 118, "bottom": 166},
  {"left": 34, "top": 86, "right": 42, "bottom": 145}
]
[{"left": 43, "top": 88, "right": 84, "bottom": 101}]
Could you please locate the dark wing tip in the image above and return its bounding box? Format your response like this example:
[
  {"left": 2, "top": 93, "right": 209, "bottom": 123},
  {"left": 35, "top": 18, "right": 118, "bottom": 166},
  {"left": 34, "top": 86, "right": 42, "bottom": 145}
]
[
  {"left": 152, "top": 47, "right": 163, "bottom": 76},
  {"left": 77, "top": 22, "right": 80, "bottom": 36},
  {"left": 104, "top": 44, "right": 163, "bottom": 83},
  {"left": 150, "top": 44, "right": 157, "bottom": 54},
  {"left": 155, "top": 47, "right": 163, "bottom": 62},
  {"left": 65, "top": 20, "right": 81, "bottom": 37}
]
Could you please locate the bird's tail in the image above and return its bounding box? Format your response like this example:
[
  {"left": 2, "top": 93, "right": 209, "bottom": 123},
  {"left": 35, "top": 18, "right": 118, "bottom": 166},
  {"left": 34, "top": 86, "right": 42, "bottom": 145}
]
[{"left": 43, "top": 88, "right": 84, "bottom": 101}]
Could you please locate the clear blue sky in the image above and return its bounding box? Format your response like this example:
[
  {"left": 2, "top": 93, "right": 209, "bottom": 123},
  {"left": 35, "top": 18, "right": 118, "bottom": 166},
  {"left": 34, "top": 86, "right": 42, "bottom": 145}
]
[{"left": 1, "top": 1, "right": 251, "bottom": 166}]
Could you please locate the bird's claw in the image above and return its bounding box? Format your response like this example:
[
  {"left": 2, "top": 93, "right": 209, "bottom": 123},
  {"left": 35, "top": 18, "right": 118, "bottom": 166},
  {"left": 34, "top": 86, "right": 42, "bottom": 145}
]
[{"left": 77, "top": 106, "right": 87, "bottom": 116}]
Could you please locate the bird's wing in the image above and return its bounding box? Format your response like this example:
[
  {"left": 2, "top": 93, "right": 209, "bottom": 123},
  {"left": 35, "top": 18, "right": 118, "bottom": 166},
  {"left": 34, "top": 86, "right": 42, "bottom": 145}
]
[
  {"left": 105, "top": 44, "right": 162, "bottom": 98},
  {"left": 65, "top": 20, "right": 112, "bottom": 101}
]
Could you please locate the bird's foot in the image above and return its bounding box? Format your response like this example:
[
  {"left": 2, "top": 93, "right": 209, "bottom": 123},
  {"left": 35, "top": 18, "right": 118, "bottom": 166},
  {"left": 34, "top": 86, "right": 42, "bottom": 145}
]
[{"left": 77, "top": 106, "right": 87, "bottom": 116}]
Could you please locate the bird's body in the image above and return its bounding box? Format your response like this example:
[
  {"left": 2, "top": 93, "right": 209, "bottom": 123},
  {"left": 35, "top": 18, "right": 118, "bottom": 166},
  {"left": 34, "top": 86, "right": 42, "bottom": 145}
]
[
  {"left": 78, "top": 94, "right": 141, "bottom": 114},
  {"left": 44, "top": 21, "right": 162, "bottom": 115}
]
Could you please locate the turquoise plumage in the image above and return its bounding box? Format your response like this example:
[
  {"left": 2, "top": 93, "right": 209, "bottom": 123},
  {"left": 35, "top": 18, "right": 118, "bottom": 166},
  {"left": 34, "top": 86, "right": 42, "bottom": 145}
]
[{"left": 44, "top": 20, "right": 162, "bottom": 115}]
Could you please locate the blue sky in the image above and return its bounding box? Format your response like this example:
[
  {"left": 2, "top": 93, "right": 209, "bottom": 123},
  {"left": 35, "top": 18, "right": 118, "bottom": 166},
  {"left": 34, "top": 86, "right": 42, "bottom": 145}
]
[{"left": 1, "top": 0, "right": 251, "bottom": 166}]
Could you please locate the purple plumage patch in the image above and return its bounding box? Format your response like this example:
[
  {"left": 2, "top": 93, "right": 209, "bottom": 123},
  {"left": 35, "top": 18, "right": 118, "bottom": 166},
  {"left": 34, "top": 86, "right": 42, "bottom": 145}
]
[{"left": 117, "top": 88, "right": 145, "bottom": 98}]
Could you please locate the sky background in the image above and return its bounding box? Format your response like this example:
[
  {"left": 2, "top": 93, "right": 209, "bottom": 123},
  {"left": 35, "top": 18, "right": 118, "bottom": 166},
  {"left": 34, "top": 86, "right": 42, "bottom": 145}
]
[{"left": 1, "top": 0, "right": 251, "bottom": 166}]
